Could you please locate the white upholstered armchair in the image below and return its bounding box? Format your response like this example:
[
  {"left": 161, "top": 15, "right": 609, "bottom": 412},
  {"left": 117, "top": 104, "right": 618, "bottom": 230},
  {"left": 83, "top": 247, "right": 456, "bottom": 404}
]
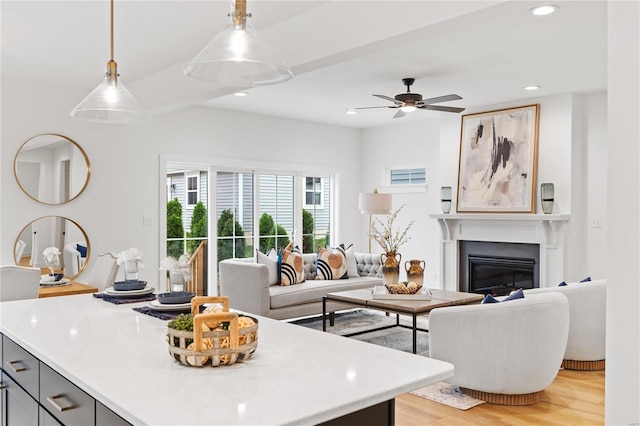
[
  {"left": 525, "top": 279, "right": 606, "bottom": 370},
  {"left": 429, "top": 292, "right": 569, "bottom": 405},
  {"left": 0, "top": 265, "right": 40, "bottom": 301}
]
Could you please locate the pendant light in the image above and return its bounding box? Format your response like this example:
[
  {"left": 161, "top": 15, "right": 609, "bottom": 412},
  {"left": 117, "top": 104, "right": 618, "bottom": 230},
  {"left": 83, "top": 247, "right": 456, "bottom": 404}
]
[
  {"left": 70, "top": 0, "right": 150, "bottom": 124},
  {"left": 184, "top": 0, "right": 293, "bottom": 87}
]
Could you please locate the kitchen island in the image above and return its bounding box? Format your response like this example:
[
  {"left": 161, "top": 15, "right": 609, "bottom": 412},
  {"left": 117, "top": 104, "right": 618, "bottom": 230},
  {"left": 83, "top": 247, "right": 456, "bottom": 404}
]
[{"left": 0, "top": 294, "right": 453, "bottom": 425}]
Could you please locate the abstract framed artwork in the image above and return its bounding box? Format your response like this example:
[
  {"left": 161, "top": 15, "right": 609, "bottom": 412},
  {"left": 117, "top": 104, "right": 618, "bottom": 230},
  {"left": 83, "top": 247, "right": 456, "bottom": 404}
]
[{"left": 456, "top": 104, "right": 540, "bottom": 213}]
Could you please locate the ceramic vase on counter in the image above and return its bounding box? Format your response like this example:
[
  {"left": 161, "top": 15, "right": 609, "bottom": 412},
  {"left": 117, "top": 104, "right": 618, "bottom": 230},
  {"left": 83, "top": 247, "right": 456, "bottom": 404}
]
[
  {"left": 380, "top": 251, "right": 401, "bottom": 285},
  {"left": 405, "top": 259, "right": 425, "bottom": 286}
]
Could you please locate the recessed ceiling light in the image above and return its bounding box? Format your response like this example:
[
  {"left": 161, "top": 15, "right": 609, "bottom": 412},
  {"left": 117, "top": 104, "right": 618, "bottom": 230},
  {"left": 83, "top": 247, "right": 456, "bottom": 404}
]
[
  {"left": 346, "top": 109, "right": 357, "bottom": 115},
  {"left": 530, "top": 5, "right": 558, "bottom": 16},
  {"left": 234, "top": 92, "right": 248, "bottom": 97},
  {"left": 524, "top": 85, "right": 541, "bottom": 91}
]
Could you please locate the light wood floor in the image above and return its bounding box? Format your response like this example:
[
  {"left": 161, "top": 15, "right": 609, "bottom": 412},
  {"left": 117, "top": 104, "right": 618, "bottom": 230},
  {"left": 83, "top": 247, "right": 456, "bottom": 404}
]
[{"left": 396, "top": 369, "right": 605, "bottom": 425}]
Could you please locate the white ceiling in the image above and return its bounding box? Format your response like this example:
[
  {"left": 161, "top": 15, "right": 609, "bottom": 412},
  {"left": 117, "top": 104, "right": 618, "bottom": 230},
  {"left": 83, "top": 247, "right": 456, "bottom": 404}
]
[{"left": 1, "top": 1, "right": 607, "bottom": 129}]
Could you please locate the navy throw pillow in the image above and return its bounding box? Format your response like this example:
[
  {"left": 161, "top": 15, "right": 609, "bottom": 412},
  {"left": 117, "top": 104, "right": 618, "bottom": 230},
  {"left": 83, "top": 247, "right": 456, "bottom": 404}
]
[
  {"left": 481, "top": 288, "right": 525, "bottom": 304},
  {"left": 503, "top": 288, "right": 524, "bottom": 301},
  {"left": 579, "top": 276, "right": 592, "bottom": 283},
  {"left": 481, "top": 294, "right": 499, "bottom": 304},
  {"left": 558, "top": 281, "right": 568, "bottom": 286},
  {"left": 76, "top": 244, "right": 88, "bottom": 257}
]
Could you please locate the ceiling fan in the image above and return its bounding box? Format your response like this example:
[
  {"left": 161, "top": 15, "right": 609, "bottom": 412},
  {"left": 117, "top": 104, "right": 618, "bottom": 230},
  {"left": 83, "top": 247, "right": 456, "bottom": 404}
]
[{"left": 353, "top": 78, "right": 465, "bottom": 119}]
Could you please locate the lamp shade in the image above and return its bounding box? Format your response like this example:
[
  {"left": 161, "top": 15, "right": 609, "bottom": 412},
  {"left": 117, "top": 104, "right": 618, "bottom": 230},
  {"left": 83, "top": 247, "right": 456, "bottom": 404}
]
[
  {"left": 359, "top": 192, "right": 392, "bottom": 214},
  {"left": 184, "top": 21, "right": 293, "bottom": 87},
  {"left": 70, "top": 73, "right": 151, "bottom": 124}
]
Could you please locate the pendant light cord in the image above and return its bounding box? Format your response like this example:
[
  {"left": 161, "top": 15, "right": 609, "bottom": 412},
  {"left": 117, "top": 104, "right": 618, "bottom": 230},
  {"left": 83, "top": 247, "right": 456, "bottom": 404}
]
[{"left": 110, "top": 0, "right": 114, "bottom": 61}]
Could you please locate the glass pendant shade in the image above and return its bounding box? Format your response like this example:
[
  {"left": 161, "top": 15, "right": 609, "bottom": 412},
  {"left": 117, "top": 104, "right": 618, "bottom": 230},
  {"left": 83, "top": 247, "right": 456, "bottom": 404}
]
[
  {"left": 184, "top": 21, "right": 294, "bottom": 87},
  {"left": 70, "top": 62, "right": 150, "bottom": 124}
]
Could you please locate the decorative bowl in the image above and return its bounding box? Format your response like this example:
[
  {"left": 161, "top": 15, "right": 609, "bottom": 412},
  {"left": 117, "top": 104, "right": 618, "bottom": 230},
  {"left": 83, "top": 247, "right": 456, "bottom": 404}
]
[
  {"left": 113, "top": 280, "right": 147, "bottom": 291},
  {"left": 157, "top": 291, "right": 196, "bottom": 304},
  {"left": 51, "top": 273, "right": 64, "bottom": 281},
  {"left": 385, "top": 282, "right": 423, "bottom": 295}
]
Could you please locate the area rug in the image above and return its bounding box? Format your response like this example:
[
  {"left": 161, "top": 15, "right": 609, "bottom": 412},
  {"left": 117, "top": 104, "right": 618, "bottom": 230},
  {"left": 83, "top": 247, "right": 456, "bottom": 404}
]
[
  {"left": 290, "top": 309, "right": 430, "bottom": 356},
  {"left": 410, "top": 381, "right": 485, "bottom": 410},
  {"left": 292, "top": 310, "right": 486, "bottom": 410}
]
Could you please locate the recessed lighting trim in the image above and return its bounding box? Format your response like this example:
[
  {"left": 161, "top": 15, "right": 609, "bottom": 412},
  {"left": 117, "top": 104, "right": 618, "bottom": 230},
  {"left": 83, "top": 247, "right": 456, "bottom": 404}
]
[
  {"left": 524, "top": 85, "right": 541, "bottom": 91},
  {"left": 530, "top": 5, "right": 558, "bottom": 16},
  {"left": 346, "top": 109, "right": 357, "bottom": 115},
  {"left": 234, "top": 92, "right": 249, "bottom": 97}
]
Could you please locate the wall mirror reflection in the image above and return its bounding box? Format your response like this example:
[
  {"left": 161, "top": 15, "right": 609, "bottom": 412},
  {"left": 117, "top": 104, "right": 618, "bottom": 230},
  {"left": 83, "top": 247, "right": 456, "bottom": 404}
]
[
  {"left": 15, "top": 216, "right": 90, "bottom": 281},
  {"left": 14, "top": 133, "right": 91, "bottom": 204}
]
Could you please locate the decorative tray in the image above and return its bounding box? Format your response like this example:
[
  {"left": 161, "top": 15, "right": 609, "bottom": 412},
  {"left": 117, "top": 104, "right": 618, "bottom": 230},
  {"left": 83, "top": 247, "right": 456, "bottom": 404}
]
[{"left": 372, "top": 286, "right": 432, "bottom": 300}]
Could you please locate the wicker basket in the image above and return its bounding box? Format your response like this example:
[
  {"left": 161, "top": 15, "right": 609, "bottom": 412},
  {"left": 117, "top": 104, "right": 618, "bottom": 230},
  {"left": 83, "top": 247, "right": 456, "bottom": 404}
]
[
  {"left": 167, "top": 296, "right": 258, "bottom": 367},
  {"left": 385, "top": 283, "right": 423, "bottom": 294}
]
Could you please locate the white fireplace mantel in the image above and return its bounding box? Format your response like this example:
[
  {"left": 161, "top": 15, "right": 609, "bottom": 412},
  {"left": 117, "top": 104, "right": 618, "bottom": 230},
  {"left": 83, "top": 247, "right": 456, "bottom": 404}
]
[{"left": 428, "top": 213, "right": 570, "bottom": 292}]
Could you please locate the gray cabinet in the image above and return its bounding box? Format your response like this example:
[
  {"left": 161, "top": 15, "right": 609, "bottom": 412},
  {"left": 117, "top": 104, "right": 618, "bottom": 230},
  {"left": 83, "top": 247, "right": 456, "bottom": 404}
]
[
  {"left": 96, "top": 401, "right": 129, "bottom": 426},
  {"left": 40, "top": 363, "right": 95, "bottom": 426},
  {"left": 1, "top": 372, "right": 39, "bottom": 426},
  {"left": 39, "top": 407, "right": 62, "bottom": 425},
  {"left": 0, "top": 334, "right": 129, "bottom": 426}
]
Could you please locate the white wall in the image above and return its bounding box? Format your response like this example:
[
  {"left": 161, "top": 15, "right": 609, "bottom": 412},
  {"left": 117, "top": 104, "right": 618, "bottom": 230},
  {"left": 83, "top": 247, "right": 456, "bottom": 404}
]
[
  {"left": 606, "top": 1, "right": 640, "bottom": 422},
  {"left": 360, "top": 119, "right": 442, "bottom": 286},
  {"left": 0, "top": 78, "right": 363, "bottom": 287},
  {"left": 362, "top": 92, "right": 608, "bottom": 287}
]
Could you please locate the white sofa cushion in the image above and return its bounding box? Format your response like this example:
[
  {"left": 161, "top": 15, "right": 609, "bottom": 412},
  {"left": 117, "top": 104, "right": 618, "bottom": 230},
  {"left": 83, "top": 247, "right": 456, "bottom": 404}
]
[{"left": 270, "top": 276, "right": 380, "bottom": 309}]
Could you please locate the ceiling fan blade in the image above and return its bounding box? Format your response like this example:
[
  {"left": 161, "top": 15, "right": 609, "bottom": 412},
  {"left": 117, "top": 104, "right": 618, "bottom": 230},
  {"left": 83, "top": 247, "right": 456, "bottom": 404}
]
[
  {"left": 354, "top": 106, "right": 396, "bottom": 110},
  {"left": 420, "top": 105, "right": 466, "bottom": 113},
  {"left": 392, "top": 109, "right": 406, "bottom": 119},
  {"left": 418, "top": 94, "right": 463, "bottom": 105},
  {"left": 373, "top": 94, "right": 401, "bottom": 104}
]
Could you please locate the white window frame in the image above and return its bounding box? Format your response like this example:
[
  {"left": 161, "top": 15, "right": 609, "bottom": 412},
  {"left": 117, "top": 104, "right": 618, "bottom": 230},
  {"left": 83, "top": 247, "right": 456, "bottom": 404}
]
[
  {"left": 381, "top": 165, "right": 427, "bottom": 193},
  {"left": 186, "top": 171, "right": 200, "bottom": 208},
  {"left": 303, "top": 176, "right": 325, "bottom": 209}
]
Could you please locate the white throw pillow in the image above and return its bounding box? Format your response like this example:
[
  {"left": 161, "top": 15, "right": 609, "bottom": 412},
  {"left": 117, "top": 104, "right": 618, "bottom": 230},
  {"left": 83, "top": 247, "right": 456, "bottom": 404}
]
[
  {"left": 256, "top": 248, "right": 279, "bottom": 285},
  {"left": 341, "top": 243, "right": 360, "bottom": 278}
]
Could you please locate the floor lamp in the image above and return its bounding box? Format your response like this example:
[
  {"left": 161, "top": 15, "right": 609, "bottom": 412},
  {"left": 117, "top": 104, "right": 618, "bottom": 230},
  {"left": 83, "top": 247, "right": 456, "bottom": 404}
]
[{"left": 359, "top": 189, "right": 392, "bottom": 252}]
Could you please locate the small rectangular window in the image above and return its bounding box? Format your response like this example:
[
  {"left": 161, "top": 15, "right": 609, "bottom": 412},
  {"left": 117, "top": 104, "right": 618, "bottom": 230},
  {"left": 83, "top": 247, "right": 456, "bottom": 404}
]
[
  {"left": 303, "top": 177, "right": 324, "bottom": 209},
  {"left": 389, "top": 167, "right": 426, "bottom": 186},
  {"left": 186, "top": 172, "right": 200, "bottom": 207}
]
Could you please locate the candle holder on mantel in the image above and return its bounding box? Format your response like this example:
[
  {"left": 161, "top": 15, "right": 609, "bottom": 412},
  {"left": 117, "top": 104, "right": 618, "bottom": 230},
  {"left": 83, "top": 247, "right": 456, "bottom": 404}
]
[
  {"left": 540, "top": 183, "right": 554, "bottom": 214},
  {"left": 441, "top": 186, "right": 452, "bottom": 214}
]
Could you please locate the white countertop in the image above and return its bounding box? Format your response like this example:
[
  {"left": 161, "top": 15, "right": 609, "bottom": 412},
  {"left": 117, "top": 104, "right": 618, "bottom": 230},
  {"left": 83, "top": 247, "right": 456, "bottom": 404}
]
[{"left": 0, "top": 295, "right": 453, "bottom": 425}]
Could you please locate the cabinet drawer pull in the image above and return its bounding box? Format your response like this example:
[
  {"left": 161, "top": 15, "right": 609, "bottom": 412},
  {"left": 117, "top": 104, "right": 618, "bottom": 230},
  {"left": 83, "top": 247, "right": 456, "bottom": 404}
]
[
  {"left": 47, "top": 394, "right": 75, "bottom": 412},
  {"left": 0, "top": 382, "right": 6, "bottom": 389},
  {"left": 6, "top": 360, "right": 27, "bottom": 373}
]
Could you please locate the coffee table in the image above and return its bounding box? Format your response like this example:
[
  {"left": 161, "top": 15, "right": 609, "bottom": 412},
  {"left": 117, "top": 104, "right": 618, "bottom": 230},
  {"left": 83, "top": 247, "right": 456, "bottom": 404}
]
[{"left": 322, "top": 288, "right": 484, "bottom": 353}]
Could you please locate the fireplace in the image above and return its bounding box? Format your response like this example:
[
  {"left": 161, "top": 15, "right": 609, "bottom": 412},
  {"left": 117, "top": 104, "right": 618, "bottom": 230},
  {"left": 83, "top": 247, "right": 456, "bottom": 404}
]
[{"left": 459, "top": 241, "right": 540, "bottom": 296}]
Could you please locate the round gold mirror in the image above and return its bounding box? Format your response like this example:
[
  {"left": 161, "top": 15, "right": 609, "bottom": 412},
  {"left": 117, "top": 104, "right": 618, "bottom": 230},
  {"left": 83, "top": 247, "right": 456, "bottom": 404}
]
[
  {"left": 14, "top": 216, "right": 90, "bottom": 281},
  {"left": 14, "top": 134, "right": 91, "bottom": 205}
]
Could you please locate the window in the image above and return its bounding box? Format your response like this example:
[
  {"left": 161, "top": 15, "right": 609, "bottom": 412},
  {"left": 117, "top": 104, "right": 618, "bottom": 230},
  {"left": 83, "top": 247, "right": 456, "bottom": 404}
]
[
  {"left": 258, "top": 174, "right": 294, "bottom": 253},
  {"left": 303, "top": 177, "right": 324, "bottom": 209},
  {"left": 302, "top": 176, "right": 331, "bottom": 253},
  {"left": 186, "top": 171, "right": 200, "bottom": 207},
  {"left": 217, "top": 172, "right": 253, "bottom": 262},
  {"left": 388, "top": 167, "right": 426, "bottom": 186}
]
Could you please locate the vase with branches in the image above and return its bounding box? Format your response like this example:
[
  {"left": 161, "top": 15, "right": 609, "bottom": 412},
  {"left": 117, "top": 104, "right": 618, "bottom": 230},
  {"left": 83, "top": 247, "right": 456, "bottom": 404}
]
[{"left": 368, "top": 204, "right": 414, "bottom": 284}]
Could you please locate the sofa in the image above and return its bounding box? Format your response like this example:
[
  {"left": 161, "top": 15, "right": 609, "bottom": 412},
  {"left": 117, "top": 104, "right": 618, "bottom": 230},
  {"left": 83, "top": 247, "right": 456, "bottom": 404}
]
[
  {"left": 429, "top": 292, "right": 569, "bottom": 405},
  {"left": 525, "top": 278, "right": 606, "bottom": 370},
  {"left": 219, "top": 252, "right": 383, "bottom": 320}
]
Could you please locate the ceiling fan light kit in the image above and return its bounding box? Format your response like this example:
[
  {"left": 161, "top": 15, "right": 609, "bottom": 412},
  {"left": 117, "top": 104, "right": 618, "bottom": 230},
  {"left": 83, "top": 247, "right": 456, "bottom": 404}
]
[
  {"left": 354, "top": 77, "right": 465, "bottom": 119},
  {"left": 184, "top": 0, "right": 294, "bottom": 87},
  {"left": 70, "top": 0, "right": 150, "bottom": 124}
]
